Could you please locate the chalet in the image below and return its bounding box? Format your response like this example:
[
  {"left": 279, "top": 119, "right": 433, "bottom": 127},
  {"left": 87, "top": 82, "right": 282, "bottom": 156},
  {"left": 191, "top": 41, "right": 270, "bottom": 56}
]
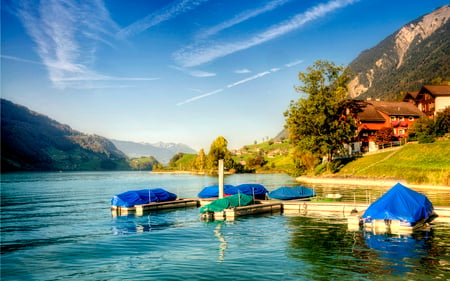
[
  {"left": 351, "top": 100, "right": 424, "bottom": 153},
  {"left": 403, "top": 85, "right": 450, "bottom": 117}
]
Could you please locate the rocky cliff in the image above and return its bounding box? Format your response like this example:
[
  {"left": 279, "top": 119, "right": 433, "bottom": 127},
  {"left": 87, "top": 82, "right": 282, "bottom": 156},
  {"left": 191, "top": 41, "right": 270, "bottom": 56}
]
[{"left": 348, "top": 5, "right": 450, "bottom": 100}]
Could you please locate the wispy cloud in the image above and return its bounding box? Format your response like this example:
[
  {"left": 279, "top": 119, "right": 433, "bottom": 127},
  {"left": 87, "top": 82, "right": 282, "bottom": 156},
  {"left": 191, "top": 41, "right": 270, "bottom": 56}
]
[
  {"left": 13, "top": 0, "right": 122, "bottom": 89},
  {"left": 170, "top": 65, "right": 216, "bottom": 77},
  {"left": 235, "top": 68, "right": 251, "bottom": 74},
  {"left": 116, "top": 0, "right": 209, "bottom": 40},
  {"left": 177, "top": 88, "right": 224, "bottom": 106},
  {"left": 226, "top": 71, "right": 271, "bottom": 88},
  {"left": 285, "top": 59, "right": 303, "bottom": 67},
  {"left": 173, "top": 0, "right": 358, "bottom": 67},
  {"left": 177, "top": 64, "right": 287, "bottom": 106},
  {"left": 195, "top": 0, "right": 290, "bottom": 40}
]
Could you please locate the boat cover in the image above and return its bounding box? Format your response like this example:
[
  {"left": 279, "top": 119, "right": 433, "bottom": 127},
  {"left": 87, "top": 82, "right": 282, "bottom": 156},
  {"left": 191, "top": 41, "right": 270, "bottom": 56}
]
[
  {"left": 226, "top": 184, "right": 268, "bottom": 199},
  {"left": 362, "top": 183, "right": 434, "bottom": 226},
  {"left": 197, "top": 185, "right": 235, "bottom": 198},
  {"left": 199, "top": 193, "right": 254, "bottom": 213},
  {"left": 111, "top": 188, "right": 177, "bottom": 207},
  {"left": 268, "top": 186, "right": 315, "bottom": 200}
]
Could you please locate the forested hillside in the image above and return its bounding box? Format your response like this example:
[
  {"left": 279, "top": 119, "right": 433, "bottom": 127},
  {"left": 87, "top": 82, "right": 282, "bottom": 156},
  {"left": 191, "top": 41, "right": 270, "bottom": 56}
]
[{"left": 1, "top": 99, "right": 129, "bottom": 172}]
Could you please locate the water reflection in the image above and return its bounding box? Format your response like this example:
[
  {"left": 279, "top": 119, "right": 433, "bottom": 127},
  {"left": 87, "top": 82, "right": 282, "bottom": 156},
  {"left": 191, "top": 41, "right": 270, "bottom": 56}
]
[
  {"left": 213, "top": 222, "right": 228, "bottom": 263},
  {"left": 111, "top": 213, "right": 176, "bottom": 234},
  {"left": 287, "top": 216, "right": 450, "bottom": 280}
]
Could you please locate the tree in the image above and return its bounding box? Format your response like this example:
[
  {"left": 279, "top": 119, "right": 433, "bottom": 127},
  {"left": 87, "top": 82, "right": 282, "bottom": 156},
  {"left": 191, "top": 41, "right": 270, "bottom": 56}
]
[
  {"left": 374, "top": 127, "right": 394, "bottom": 147},
  {"left": 434, "top": 107, "right": 450, "bottom": 137},
  {"left": 206, "top": 136, "right": 235, "bottom": 173},
  {"left": 193, "top": 148, "right": 206, "bottom": 171},
  {"left": 285, "top": 60, "right": 357, "bottom": 173}
]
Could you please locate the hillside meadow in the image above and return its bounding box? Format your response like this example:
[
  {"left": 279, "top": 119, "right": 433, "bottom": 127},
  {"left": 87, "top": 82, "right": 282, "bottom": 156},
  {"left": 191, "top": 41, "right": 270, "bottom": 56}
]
[{"left": 336, "top": 140, "right": 450, "bottom": 185}]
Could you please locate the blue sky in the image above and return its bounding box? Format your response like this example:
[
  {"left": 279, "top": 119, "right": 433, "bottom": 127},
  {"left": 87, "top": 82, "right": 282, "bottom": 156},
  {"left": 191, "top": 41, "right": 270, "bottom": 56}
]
[{"left": 1, "top": 0, "right": 448, "bottom": 151}]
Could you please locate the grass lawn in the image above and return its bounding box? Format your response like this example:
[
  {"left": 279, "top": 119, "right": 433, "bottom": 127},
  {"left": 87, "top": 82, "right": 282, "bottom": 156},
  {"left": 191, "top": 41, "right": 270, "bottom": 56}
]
[{"left": 337, "top": 140, "right": 450, "bottom": 185}]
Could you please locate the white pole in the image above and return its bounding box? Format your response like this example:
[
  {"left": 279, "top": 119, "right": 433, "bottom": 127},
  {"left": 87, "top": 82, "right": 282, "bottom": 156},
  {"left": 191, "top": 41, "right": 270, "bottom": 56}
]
[{"left": 218, "top": 159, "right": 224, "bottom": 199}]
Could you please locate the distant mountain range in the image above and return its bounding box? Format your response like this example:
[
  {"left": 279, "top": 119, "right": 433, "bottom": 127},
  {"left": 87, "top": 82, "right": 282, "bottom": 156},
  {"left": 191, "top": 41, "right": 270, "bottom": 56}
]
[
  {"left": 0, "top": 99, "right": 196, "bottom": 172},
  {"left": 110, "top": 139, "right": 197, "bottom": 165},
  {"left": 347, "top": 5, "right": 450, "bottom": 101}
]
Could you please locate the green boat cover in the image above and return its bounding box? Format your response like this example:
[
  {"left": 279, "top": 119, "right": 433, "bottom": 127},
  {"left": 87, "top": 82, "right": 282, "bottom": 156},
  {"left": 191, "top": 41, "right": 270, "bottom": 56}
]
[{"left": 200, "top": 194, "right": 254, "bottom": 213}]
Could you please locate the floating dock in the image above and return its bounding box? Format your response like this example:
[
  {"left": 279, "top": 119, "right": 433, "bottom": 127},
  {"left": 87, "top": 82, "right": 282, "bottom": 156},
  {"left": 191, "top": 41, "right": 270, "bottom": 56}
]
[
  {"left": 202, "top": 201, "right": 283, "bottom": 221},
  {"left": 111, "top": 198, "right": 199, "bottom": 216}
]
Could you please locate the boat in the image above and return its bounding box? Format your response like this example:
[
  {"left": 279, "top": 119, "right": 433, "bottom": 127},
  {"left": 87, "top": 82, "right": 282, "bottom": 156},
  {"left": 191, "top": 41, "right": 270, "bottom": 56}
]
[
  {"left": 199, "top": 193, "right": 254, "bottom": 214},
  {"left": 197, "top": 184, "right": 268, "bottom": 199},
  {"left": 197, "top": 184, "right": 235, "bottom": 198},
  {"left": 268, "top": 186, "right": 316, "bottom": 200},
  {"left": 226, "top": 184, "right": 268, "bottom": 199},
  {"left": 360, "top": 183, "right": 437, "bottom": 231},
  {"left": 111, "top": 188, "right": 177, "bottom": 208}
]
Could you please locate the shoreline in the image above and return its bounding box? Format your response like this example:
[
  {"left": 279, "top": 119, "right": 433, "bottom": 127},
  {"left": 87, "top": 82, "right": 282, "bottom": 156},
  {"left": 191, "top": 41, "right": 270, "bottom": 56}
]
[{"left": 296, "top": 176, "right": 450, "bottom": 190}]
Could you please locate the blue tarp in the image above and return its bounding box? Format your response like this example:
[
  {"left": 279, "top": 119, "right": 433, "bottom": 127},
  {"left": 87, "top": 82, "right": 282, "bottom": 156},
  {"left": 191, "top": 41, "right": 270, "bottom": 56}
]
[
  {"left": 197, "top": 184, "right": 268, "bottom": 199},
  {"left": 362, "top": 183, "right": 434, "bottom": 226},
  {"left": 111, "top": 188, "right": 177, "bottom": 207},
  {"left": 268, "top": 186, "right": 316, "bottom": 200},
  {"left": 197, "top": 185, "right": 234, "bottom": 198},
  {"left": 227, "top": 184, "right": 268, "bottom": 199}
]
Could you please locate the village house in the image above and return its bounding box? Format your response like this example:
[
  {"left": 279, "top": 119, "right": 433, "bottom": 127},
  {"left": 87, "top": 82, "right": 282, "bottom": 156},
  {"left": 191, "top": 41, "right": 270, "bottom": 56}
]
[
  {"left": 347, "top": 84, "right": 450, "bottom": 154},
  {"left": 349, "top": 100, "right": 425, "bottom": 153},
  {"left": 403, "top": 85, "right": 450, "bottom": 117}
]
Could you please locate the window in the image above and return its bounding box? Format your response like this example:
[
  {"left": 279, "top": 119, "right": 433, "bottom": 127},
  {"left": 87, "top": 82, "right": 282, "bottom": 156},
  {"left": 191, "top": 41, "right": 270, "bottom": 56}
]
[
  {"left": 399, "top": 129, "right": 405, "bottom": 135},
  {"left": 409, "top": 116, "right": 414, "bottom": 121},
  {"left": 391, "top": 116, "right": 396, "bottom": 121},
  {"left": 399, "top": 116, "right": 404, "bottom": 121}
]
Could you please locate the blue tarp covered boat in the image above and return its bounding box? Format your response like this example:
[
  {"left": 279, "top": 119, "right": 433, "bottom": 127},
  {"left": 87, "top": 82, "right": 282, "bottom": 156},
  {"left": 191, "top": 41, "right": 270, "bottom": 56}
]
[
  {"left": 111, "top": 188, "right": 177, "bottom": 207},
  {"left": 362, "top": 183, "right": 435, "bottom": 226},
  {"left": 197, "top": 185, "right": 235, "bottom": 198},
  {"left": 226, "top": 184, "right": 268, "bottom": 199},
  {"left": 197, "top": 184, "right": 268, "bottom": 199},
  {"left": 268, "top": 186, "right": 316, "bottom": 200}
]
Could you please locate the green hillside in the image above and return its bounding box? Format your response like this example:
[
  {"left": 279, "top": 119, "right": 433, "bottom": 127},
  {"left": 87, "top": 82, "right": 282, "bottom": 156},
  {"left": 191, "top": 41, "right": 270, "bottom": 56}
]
[
  {"left": 1, "top": 99, "right": 130, "bottom": 172},
  {"left": 337, "top": 140, "right": 450, "bottom": 185}
]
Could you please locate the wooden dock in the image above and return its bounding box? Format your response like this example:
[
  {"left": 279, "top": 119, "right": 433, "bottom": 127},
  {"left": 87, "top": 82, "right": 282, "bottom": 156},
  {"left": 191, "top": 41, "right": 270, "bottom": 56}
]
[{"left": 111, "top": 198, "right": 199, "bottom": 216}]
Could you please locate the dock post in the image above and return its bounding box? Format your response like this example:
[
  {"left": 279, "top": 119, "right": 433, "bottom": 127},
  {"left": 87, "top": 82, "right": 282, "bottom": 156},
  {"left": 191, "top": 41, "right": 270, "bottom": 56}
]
[{"left": 218, "top": 159, "right": 224, "bottom": 199}]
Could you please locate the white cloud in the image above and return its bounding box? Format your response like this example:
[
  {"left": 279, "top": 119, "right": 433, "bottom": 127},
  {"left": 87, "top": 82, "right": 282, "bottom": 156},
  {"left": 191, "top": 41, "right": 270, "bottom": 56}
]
[
  {"left": 170, "top": 65, "right": 216, "bottom": 77},
  {"left": 178, "top": 66, "right": 284, "bottom": 106},
  {"left": 177, "top": 88, "right": 224, "bottom": 106},
  {"left": 235, "top": 68, "right": 251, "bottom": 74},
  {"left": 285, "top": 59, "right": 303, "bottom": 67},
  {"left": 14, "top": 0, "right": 121, "bottom": 89},
  {"left": 227, "top": 71, "right": 271, "bottom": 88},
  {"left": 116, "top": 0, "right": 209, "bottom": 40},
  {"left": 173, "top": 0, "right": 358, "bottom": 67},
  {"left": 195, "top": 0, "right": 290, "bottom": 40}
]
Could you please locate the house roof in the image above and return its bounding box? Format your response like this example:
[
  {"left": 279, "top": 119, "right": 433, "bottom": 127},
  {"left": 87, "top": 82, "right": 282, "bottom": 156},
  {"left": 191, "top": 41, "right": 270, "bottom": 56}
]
[
  {"left": 403, "top": 91, "right": 419, "bottom": 101},
  {"left": 420, "top": 85, "right": 450, "bottom": 96},
  {"left": 355, "top": 102, "right": 386, "bottom": 122},
  {"left": 367, "top": 101, "right": 424, "bottom": 117}
]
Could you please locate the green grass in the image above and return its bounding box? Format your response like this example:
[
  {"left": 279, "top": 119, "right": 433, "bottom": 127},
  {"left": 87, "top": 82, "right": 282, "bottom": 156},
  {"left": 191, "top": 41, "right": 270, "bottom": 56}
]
[{"left": 337, "top": 140, "right": 450, "bottom": 185}]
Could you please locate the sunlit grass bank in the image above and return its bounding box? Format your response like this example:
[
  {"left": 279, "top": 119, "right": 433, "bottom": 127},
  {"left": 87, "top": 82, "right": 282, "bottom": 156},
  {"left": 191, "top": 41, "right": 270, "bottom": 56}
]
[{"left": 337, "top": 140, "right": 450, "bottom": 185}]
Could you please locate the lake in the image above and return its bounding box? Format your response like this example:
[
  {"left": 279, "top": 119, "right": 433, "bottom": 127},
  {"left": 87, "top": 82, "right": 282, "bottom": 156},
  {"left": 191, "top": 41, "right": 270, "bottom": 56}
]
[{"left": 1, "top": 172, "right": 450, "bottom": 280}]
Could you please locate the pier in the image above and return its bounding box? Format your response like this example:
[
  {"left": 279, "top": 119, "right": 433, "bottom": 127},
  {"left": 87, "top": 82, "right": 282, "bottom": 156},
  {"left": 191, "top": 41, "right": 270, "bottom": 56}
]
[{"left": 111, "top": 198, "right": 199, "bottom": 216}]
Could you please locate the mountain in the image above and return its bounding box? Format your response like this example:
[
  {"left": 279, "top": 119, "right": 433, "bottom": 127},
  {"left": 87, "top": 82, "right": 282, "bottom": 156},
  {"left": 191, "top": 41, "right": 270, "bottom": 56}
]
[
  {"left": 110, "top": 139, "right": 197, "bottom": 165},
  {"left": 1, "top": 99, "right": 129, "bottom": 172},
  {"left": 111, "top": 139, "right": 197, "bottom": 165},
  {"left": 347, "top": 5, "right": 450, "bottom": 101}
]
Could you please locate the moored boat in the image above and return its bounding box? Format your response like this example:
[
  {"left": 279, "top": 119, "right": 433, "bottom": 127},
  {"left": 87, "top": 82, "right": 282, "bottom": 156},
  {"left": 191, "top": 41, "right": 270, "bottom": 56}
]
[
  {"left": 111, "top": 188, "right": 177, "bottom": 208},
  {"left": 358, "top": 183, "right": 437, "bottom": 233},
  {"left": 268, "top": 186, "right": 316, "bottom": 200}
]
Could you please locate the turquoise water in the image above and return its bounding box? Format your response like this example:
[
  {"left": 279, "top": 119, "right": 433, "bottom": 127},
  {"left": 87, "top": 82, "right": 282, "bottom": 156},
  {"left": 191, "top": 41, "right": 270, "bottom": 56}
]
[{"left": 1, "top": 172, "right": 450, "bottom": 280}]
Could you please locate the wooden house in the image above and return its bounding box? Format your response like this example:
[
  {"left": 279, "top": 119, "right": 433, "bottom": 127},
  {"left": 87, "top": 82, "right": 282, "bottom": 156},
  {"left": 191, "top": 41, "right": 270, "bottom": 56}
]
[
  {"left": 350, "top": 101, "right": 424, "bottom": 153},
  {"left": 403, "top": 85, "right": 450, "bottom": 118}
]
